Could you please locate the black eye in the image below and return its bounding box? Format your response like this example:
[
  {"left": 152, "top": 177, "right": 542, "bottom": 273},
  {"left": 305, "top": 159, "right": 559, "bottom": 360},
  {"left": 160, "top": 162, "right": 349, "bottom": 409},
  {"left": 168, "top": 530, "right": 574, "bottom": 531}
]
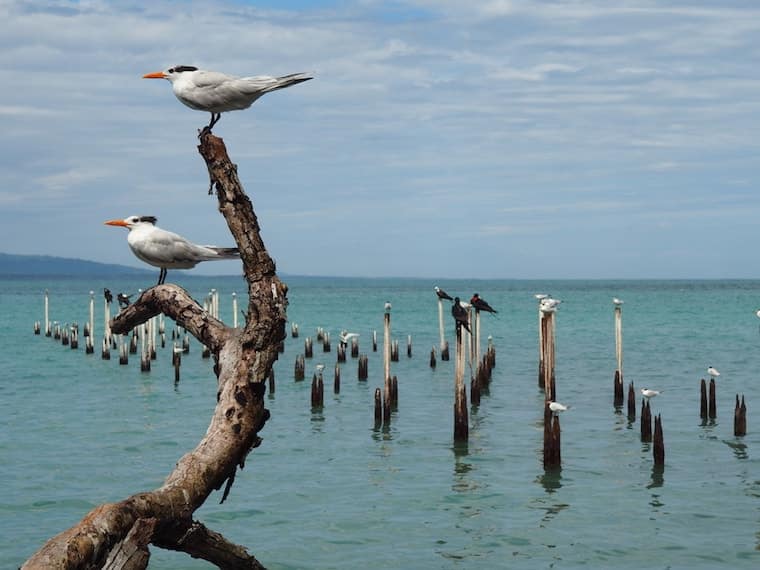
[{"left": 168, "top": 68, "right": 175, "bottom": 74}]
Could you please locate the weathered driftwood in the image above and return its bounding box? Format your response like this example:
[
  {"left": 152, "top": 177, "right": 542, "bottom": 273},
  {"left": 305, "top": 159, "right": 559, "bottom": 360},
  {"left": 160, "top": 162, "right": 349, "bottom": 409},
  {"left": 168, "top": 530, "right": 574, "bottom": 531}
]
[{"left": 22, "top": 131, "right": 286, "bottom": 569}]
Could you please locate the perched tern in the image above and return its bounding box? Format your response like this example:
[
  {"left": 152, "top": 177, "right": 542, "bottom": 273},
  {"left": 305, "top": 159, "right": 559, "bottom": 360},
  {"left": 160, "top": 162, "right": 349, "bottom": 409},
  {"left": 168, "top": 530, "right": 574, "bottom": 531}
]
[
  {"left": 470, "top": 293, "right": 498, "bottom": 314},
  {"left": 315, "top": 364, "right": 325, "bottom": 376},
  {"left": 548, "top": 401, "right": 569, "bottom": 414},
  {"left": 104, "top": 215, "right": 239, "bottom": 285},
  {"left": 540, "top": 297, "right": 561, "bottom": 313},
  {"left": 640, "top": 388, "right": 661, "bottom": 399},
  {"left": 613, "top": 297, "right": 623, "bottom": 306},
  {"left": 707, "top": 366, "right": 720, "bottom": 378},
  {"left": 434, "top": 286, "right": 454, "bottom": 301},
  {"left": 142, "top": 65, "right": 313, "bottom": 130},
  {"left": 451, "top": 297, "right": 471, "bottom": 332}
]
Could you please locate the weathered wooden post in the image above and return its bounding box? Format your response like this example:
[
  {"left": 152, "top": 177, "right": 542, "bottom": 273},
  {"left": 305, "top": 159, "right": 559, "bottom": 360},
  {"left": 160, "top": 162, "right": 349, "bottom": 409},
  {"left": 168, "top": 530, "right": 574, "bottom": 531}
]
[
  {"left": 44, "top": 289, "right": 51, "bottom": 336},
  {"left": 350, "top": 337, "right": 359, "bottom": 358},
  {"left": 374, "top": 388, "right": 382, "bottom": 426},
  {"left": 70, "top": 325, "right": 78, "bottom": 350},
  {"left": 372, "top": 330, "right": 377, "bottom": 352},
  {"left": 453, "top": 318, "right": 468, "bottom": 443},
  {"left": 640, "top": 399, "right": 652, "bottom": 442},
  {"left": 337, "top": 343, "right": 346, "bottom": 362},
  {"left": 430, "top": 346, "right": 436, "bottom": 368},
  {"left": 323, "top": 331, "right": 331, "bottom": 353},
  {"left": 310, "top": 373, "right": 323, "bottom": 408},
  {"left": 543, "top": 402, "right": 561, "bottom": 469},
  {"left": 172, "top": 343, "right": 181, "bottom": 384},
  {"left": 535, "top": 294, "right": 546, "bottom": 387},
  {"left": 700, "top": 379, "right": 708, "bottom": 419},
  {"left": 383, "top": 302, "right": 392, "bottom": 424},
  {"left": 334, "top": 363, "right": 341, "bottom": 394},
  {"left": 407, "top": 335, "right": 412, "bottom": 358},
  {"left": 436, "top": 292, "right": 450, "bottom": 361},
  {"left": 101, "top": 337, "right": 110, "bottom": 360},
  {"left": 613, "top": 298, "right": 624, "bottom": 406},
  {"left": 140, "top": 322, "right": 151, "bottom": 372},
  {"left": 119, "top": 335, "right": 128, "bottom": 365},
  {"left": 61, "top": 324, "right": 69, "bottom": 346},
  {"left": 291, "top": 322, "right": 299, "bottom": 338},
  {"left": 304, "top": 337, "right": 313, "bottom": 358},
  {"left": 734, "top": 394, "right": 747, "bottom": 436},
  {"left": 653, "top": 414, "right": 665, "bottom": 466},
  {"left": 358, "top": 354, "right": 368, "bottom": 381},
  {"left": 88, "top": 291, "right": 95, "bottom": 345},
  {"left": 231, "top": 292, "right": 238, "bottom": 328},
  {"left": 34, "top": 321, "right": 40, "bottom": 335},
  {"left": 391, "top": 339, "right": 399, "bottom": 362},
  {"left": 627, "top": 382, "right": 636, "bottom": 419},
  {"left": 709, "top": 379, "right": 717, "bottom": 419},
  {"left": 294, "top": 354, "right": 305, "bottom": 381},
  {"left": 268, "top": 368, "right": 275, "bottom": 394},
  {"left": 539, "top": 304, "right": 557, "bottom": 402}
]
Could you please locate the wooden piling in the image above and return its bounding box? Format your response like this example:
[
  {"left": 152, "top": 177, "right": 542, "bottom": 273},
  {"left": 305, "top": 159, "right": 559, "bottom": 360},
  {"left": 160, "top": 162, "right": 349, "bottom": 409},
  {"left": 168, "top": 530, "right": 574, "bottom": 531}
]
[
  {"left": 334, "top": 364, "right": 341, "bottom": 394},
  {"left": 734, "top": 394, "right": 747, "bottom": 436},
  {"left": 372, "top": 330, "right": 377, "bottom": 352},
  {"left": 627, "top": 381, "right": 636, "bottom": 419},
  {"left": 291, "top": 322, "right": 299, "bottom": 338},
  {"left": 294, "top": 354, "right": 305, "bottom": 381},
  {"left": 470, "top": 374, "right": 480, "bottom": 406},
  {"left": 430, "top": 347, "right": 436, "bottom": 368},
  {"left": 709, "top": 378, "right": 717, "bottom": 419},
  {"left": 613, "top": 302, "right": 624, "bottom": 407},
  {"left": 441, "top": 340, "right": 449, "bottom": 361},
  {"left": 700, "top": 379, "right": 708, "bottom": 418},
  {"left": 70, "top": 326, "right": 78, "bottom": 349},
  {"left": 453, "top": 324, "right": 469, "bottom": 442},
  {"left": 44, "top": 289, "right": 50, "bottom": 336},
  {"left": 34, "top": 321, "right": 40, "bottom": 335},
  {"left": 119, "top": 335, "right": 128, "bottom": 365},
  {"left": 129, "top": 329, "right": 138, "bottom": 354},
  {"left": 437, "top": 296, "right": 447, "bottom": 360},
  {"left": 61, "top": 325, "right": 69, "bottom": 346},
  {"left": 358, "top": 354, "right": 368, "bottom": 381},
  {"left": 351, "top": 337, "right": 359, "bottom": 358},
  {"left": 653, "top": 414, "right": 665, "bottom": 466},
  {"left": 540, "top": 310, "right": 556, "bottom": 402},
  {"left": 337, "top": 343, "right": 346, "bottom": 363},
  {"left": 391, "top": 339, "right": 399, "bottom": 362},
  {"left": 231, "top": 292, "right": 238, "bottom": 328},
  {"left": 85, "top": 334, "right": 94, "bottom": 354},
  {"left": 391, "top": 375, "right": 398, "bottom": 410},
  {"left": 172, "top": 343, "right": 181, "bottom": 383},
  {"left": 383, "top": 305, "right": 392, "bottom": 425},
  {"left": 323, "top": 332, "right": 331, "bottom": 352},
  {"left": 140, "top": 323, "right": 151, "bottom": 372},
  {"left": 640, "top": 399, "right": 652, "bottom": 442},
  {"left": 310, "top": 373, "right": 323, "bottom": 408},
  {"left": 304, "top": 337, "right": 313, "bottom": 358},
  {"left": 374, "top": 388, "right": 382, "bottom": 425},
  {"left": 543, "top": 402, "right": 561, "bottom": 470},
  {"left": 101, "top": 337, "right": 110, "bottom": 360},
  {"left": 407, "top": 335, "right": 412, "bottom": 358}
]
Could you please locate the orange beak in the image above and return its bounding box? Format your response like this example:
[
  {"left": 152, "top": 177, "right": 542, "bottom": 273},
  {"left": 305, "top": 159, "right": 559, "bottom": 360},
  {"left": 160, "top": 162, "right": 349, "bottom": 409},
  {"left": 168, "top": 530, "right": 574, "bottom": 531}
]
[
  {"left": 104, "top": 219, "right": 128, "bottom": 227},
  {"left": 142, "top": 71, "right": 166, "bottom": 79}
]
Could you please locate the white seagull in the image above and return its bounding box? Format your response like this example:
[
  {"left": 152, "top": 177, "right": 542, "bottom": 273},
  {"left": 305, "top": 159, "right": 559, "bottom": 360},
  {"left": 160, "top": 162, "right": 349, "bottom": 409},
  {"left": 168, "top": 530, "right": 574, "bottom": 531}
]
[
  {"left": 143, "top": 65, "right": 313, "bottom": 129},
  {"left": 548, "top": 401, "right": 569, "bottom": 414},
  {"left": 104, "top": 215, "right": 239, "bottom": 285},
  {"left": 540, "top": 297, "right": 561, "bottom": 313},
  {"left": 707, "top": 366, "right": 720, "bottom": 378},
  {"left": 613, "top": 297, "right": 623, "bottom": 306},
  {"left": 640, "top": 388, "right": 661, "bottom": 399},
  {"left": 534, "top": 293, "right": 549, "bottom": 301}
]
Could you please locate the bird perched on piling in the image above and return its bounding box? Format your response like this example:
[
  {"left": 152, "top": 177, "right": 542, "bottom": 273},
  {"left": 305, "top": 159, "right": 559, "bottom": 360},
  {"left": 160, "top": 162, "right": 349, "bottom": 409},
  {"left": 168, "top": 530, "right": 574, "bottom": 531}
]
[
  {"left": 613, "top": 297, "right": 624, "bottom": 306},
  {"left": 142, "top": 66, "right": 313, "bottom": 130},
  {"left": 451, "top": 297, "right": 471, "bottom": 332},
  {"left": 103, "top": 288, "right": 113, "bottom": 304},
  {"left": 470, "top": 293, "right": 498, "bottom": 314},
  {"left": 104, "top": 215, "right": 239, "bottom": 285},
  {"left": 548, "top": 401, "right": 570, "bottom": 415},
  {"left": 641, "top": 388, "right": 661, "bottom": 399},
  {"left": 434, "top": 286, "right": 453, "bottom": 301},
  {"left": 117, "top": 293, "right": 132, "bottom": 308},
  {"left": 339, "top": 331, "right": 359, "bottom": 346},
  {"left": 540, "top": 297, "right": 562, "bottom": 313},
  {"left": 707, "top": 366, "right": 720, "bottom": 378}
]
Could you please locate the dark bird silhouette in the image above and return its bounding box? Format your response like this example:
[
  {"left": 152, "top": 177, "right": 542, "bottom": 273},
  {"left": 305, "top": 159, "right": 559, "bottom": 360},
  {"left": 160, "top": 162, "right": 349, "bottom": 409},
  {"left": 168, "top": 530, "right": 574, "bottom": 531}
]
[
  {"left": 103, "top": 288, "right": 113, "bottom": 304},
  {"left": 470, "top": 293, "right": 497, "bottom": 314},
  {"left": 434, "top": 286, "right": 454, "bottom": 301},
  {"left": 117, "top": 293, "right": 132, "bottom": 308},
  {"left": 451, "top": 297, "right": 471, "bottom": 332}
]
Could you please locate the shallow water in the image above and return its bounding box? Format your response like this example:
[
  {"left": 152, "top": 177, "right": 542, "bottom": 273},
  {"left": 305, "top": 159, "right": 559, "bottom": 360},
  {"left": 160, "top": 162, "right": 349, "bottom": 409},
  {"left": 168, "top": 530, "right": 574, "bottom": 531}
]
[{"left": 2, "top": 276, "right": 760, "bottom": 568}]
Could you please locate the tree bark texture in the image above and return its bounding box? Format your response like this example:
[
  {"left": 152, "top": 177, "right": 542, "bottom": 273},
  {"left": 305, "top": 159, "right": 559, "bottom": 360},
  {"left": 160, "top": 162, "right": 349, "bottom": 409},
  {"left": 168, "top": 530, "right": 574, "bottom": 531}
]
[{"left": 22, "top": 131, "right": 286, "bottom": 569}]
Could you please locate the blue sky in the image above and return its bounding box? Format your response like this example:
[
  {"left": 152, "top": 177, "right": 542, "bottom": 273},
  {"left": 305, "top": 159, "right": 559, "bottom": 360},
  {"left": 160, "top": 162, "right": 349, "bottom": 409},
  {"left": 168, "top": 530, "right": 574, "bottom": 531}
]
[{"left": 1, "top": 0, "right": 758, "bottom": 278}]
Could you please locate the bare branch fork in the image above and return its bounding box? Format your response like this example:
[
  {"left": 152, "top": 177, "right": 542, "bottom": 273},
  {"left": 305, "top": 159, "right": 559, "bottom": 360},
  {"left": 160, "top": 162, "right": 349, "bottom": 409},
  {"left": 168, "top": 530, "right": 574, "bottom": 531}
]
[{"left": 23, "top": 131, "right": 287, "bottom": 570}]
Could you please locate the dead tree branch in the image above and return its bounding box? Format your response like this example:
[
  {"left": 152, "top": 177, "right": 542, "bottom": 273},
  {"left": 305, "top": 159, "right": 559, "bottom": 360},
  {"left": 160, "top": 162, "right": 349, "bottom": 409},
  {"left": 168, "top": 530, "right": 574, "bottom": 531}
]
[{"left": 23, "top": 131, "right": 286, "bottom": 569}]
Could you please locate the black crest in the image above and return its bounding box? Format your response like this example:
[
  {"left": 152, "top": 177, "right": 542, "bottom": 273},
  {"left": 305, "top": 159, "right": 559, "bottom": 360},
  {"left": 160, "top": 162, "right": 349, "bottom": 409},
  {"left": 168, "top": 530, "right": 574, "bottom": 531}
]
[{"left": 168, "top": 65, "right": 199, "bottom": 73}]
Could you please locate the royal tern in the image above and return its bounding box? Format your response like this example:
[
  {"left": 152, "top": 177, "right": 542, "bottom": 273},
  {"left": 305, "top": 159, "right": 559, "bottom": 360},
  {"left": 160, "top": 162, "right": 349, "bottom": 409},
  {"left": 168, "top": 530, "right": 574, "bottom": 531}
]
[
  {"left": 384, "top": 301, "right": 392, "bottom": 313},
  {"left": 540, "top": 297, "right": 561, "bottom": 313},
  {"left": 470, "top": 293, "right": 498, "bottom": 314},
  {"left": 707, "top": 366, "right": 720, "bottom": 378},
  {"left": 451, "top": 297, "right": 471, "bottom": 332},
  {"left": 640, "top": 388, "right": 661, "bottom": 399},
  {"left": 142, "top": 66, "right": 313, "bottom": 129},
  {"left": 434, "top": 286, "right": 454, "bottom": 301},
  {"left": 104, "top": 215, "right": 239, "bottom": 285},
  {"left": 548, "top": 401, "right": 569, "bottom": 414}
]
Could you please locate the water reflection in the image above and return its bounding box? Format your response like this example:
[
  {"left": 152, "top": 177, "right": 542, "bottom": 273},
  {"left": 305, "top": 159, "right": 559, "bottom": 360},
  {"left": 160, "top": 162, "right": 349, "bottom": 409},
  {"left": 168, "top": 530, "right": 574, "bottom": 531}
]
[
  {"left": 370, "top": 422, "right": 394, "bottom": 442},
  {"left": 537, "top": 468, "right": 562, "bottom": 494},
  {"left": 310, "top": 407, "right": 324, "bottom": 433},
  {"left": 648, "top": 465, "right": 664, "bottom": 489},
  {"left": 724, "top": 439, "right": 748, "bottom": 460}
]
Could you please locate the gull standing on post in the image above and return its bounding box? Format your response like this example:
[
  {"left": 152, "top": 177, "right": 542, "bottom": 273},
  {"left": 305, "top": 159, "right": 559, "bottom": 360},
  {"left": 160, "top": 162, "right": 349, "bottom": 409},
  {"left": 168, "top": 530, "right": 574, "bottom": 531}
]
[
  {"left": 707, "top": 366, "right": 720, "bottom": 379},
  {"left": 104, "top": 216, "right": 239, "bottom": 285},
  {"left": 142, "top": 66, "right": 313, "bottom": 130}
]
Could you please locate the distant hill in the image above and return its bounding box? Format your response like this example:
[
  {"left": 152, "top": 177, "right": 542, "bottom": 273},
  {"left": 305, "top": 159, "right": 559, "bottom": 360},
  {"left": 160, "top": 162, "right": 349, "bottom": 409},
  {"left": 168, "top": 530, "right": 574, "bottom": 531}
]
[{"left": 0, "top": 253, "right": 152, "bottom": 276}]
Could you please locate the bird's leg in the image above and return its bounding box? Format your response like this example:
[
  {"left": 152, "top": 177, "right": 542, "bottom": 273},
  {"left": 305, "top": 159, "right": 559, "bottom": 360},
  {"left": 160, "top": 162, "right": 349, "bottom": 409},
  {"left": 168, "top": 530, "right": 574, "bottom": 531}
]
[{"left": 157, "top": 268, "right": 167, "bottom": 285}]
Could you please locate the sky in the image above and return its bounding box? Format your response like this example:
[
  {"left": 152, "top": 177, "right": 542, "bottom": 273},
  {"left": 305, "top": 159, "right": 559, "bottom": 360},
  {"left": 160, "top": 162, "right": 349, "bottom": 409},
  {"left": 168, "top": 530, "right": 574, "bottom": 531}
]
[{"left": 1, "top": 0, "right": 759, "bottom": 279}]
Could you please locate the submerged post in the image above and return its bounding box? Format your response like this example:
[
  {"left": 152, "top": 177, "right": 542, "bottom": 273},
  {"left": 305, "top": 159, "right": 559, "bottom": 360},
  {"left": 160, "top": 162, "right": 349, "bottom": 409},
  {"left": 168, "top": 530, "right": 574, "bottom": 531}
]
[
  {"left": 627, "top": 382, "right": 636, "bottom": 419},
  {"left": 700, "top": 379, "right": 708, "bottom": 419},
  {"left": 734, "top": 394, "right": 747, "bottom": 436},
  {"left": 653, "top": 414, "right": 665, "bottom": 466},
  {"left": 640, "top": 399, "right": 652, "bottom": 442},
  {"left": 709, "top": 379, "right": 717, "bottom": 419}
]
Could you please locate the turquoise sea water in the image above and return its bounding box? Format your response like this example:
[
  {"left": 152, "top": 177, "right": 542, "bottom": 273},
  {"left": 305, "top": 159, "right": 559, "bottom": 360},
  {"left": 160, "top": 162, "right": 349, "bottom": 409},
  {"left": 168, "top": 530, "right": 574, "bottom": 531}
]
[{"left": 2, "top": 276, "right": 760, "bottom": 569}]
